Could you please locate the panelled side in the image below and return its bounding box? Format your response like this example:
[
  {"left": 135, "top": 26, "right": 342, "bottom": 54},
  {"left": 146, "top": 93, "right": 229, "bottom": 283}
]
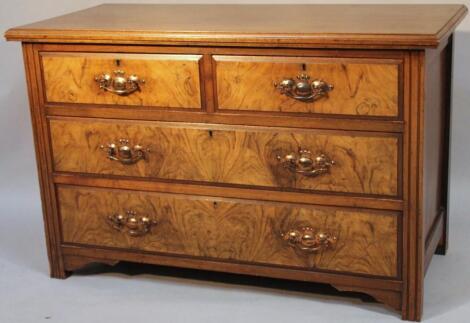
[{"left": 423, "top": 36, "right": 454, "bottom": 267}]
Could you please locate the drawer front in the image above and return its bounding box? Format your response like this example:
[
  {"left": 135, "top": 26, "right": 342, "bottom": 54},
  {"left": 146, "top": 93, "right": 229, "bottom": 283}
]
[
  {"left": 58, "top": 186, "right": 398, "bottom": 277},
  {"left": 41, "top": 53, "right": 202, "bottom": 109},
  {"left": 50, "top": 118, "right": 399, "bottom": 196},
  {"left": 215, "top": 56, "right": 400, "bottom": 117}
]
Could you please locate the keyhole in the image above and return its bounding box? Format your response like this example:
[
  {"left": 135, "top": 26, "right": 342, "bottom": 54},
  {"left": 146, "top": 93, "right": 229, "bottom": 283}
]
[
  {"left": 301, "top": 63, "right": 307, "bottom": 71},
  {"left": 208, "top": 130, "right": 213, "bottom": 137},
  {"left": 115, "top": 59, "right": 121, "bottom": 67}
]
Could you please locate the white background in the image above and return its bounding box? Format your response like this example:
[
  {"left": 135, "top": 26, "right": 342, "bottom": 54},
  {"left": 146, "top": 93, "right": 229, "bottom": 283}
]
[{"left": 1, "top": 1, "right": 469, "bottom": 322}]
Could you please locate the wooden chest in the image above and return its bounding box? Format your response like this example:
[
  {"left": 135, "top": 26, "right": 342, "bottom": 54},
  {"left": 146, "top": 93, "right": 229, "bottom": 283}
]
[{"left": 5, "top": 4, "right": 467, "bottom": 321}]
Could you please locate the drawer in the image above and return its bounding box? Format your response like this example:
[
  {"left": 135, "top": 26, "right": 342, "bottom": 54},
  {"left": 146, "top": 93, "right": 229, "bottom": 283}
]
[
  {"left": 50, "top": 118, "right": 399, "bottom": 196},
  {"left": 40, "top": 52, "right": 202, "bottom": 109},
  {"left": 58, "top": 185, "right": 399, "bottom": 277},
  {"left": 214, "top": 55, "right": 401, "bottom": 117}
]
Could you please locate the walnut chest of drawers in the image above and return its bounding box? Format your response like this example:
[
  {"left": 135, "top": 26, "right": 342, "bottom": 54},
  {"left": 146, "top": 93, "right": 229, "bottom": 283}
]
[{"left": 5, "top": 4, "right": 467, "bottom": 321}]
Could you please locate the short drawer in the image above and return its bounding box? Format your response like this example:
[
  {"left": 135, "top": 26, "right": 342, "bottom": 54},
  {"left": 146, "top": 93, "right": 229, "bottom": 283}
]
[
  {"left": 58, "top": 185, "right": 399, "bottom": 277},
  {"left": 40, "top": 52, "right": 202, "bottom": 109},
  {"left": 214, "top": 55, "right": 401, "bottom": 117},
  {"left": 50, "top": 118, "right": 399, "bottom": 197}
]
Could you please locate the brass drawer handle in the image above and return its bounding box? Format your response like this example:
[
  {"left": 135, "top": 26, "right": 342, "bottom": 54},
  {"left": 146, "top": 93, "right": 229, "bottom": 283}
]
[
  {"left": 107, "top": 210, "right": 157, "bottom": 237},
  {"left": 100, "top": 139, "right": 149, "bottom": 165},
  {"left": 95, "top": 70, "right": 145, "bottom": 96},
  {"left": 275, "top": 73, "right": 333, "bottom": 102},
  {"left": 282, "top": 227, "right": 337, "bottom": 253},
  {"left": 277, "top": 149, "right": 335, "bottom": 177}
]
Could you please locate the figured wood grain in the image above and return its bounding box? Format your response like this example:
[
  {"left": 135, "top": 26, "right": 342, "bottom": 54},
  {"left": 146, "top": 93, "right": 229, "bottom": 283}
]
[
  {"left": 5, "top": 6, "right": 466, "bottom": 319},
  {"left": 215, "top": 56, "right": 400, "bottom": 117},
  {"left": 4, "top": 4, "right": 468, "bottom": 48},
  {"left": 58, "top": 185, "right": 398, "bottom": 277},
  {"left": 49, "top": 118, "right": 399, "bottom": 196},
  {"left": 41, "top": 53, "right": 202, "bottom": 108}
]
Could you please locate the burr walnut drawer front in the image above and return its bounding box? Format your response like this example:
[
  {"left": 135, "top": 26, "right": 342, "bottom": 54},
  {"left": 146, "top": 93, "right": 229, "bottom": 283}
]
[
  {"left": 40, "top": 52, "right": 202, "bottom": 109},
  {"left": 50, "top": 118, "right": 399, "bottom": 196},
  {"left": 58, "top": 185, "right": 399, "bottom": 277},
  {"left": 214, "top": 55, "right": 401, "bottom": 117}
]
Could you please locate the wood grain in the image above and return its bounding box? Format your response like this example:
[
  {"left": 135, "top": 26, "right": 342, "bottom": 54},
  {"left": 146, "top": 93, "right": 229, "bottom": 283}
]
[
  {"left": 41, "top": 53, "right": 202, "bottom": 108},
  {"left": 7, "top": 5, "right": 467, "bottom": 318},
  {"left": 46, "top": 104, "right": 405, "bottom": 133},
  {"left": 4, "top": 4, "right": 468, "bottom": 48},
  {"left": 423, "top": 38, "right": 453, "bottom": 249},
  {"left": 49, "top": 117, "right": 399, "bottom": 196},
  {"left": 215, "top": 56, "right": 400, "bottom": 117},
  {"left": 61, "top": 245, "right": 403, "bottom": 292},
  {"left": 63, "top": 255, "right": 118, "bottom": 272},
  {"left": 333, "top": 285, "right": 402, "bottom": 312},
  {"left": 58, "top": 185, "right": 398, "bottom": 277},
  {"left": 53, "top": 174, "right": 404, "bottom": 212},
  {"left": 401, "top": 50, "right": 425, "bottom": 322},
  {"left": 22, "top": 44, "right": 67, "bottom": 278}
]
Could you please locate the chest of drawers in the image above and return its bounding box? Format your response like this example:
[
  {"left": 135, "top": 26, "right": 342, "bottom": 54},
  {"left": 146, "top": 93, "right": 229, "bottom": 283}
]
[{"left": 5, "top": 4, "right": 467, "bottom": 321}]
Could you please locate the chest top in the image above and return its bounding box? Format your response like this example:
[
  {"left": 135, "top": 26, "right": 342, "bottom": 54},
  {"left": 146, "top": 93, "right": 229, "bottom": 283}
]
[{"left": 4, "top": 4, "right": 468, "bottom": 48}]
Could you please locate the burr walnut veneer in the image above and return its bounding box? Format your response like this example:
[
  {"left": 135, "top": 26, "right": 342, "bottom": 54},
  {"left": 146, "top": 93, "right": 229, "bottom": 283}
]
[{"left": 5, "top": 4, "right": 467, "bottom": 321}]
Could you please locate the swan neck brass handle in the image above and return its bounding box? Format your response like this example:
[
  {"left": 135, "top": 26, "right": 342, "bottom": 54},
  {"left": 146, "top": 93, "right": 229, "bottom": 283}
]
[
  {"left": 107, "top": 210, "right": 157, "bottom": 237},
  {"left": 277, "top": 149, "right": 335, "bottom": 177},
  {"left": 100, "top": 139, "right": 149, "bottom": 165},
  {"left": 274, "top": 73, "right": 333, "bottom": 102},
  {"left": 282, "top": 227, "right": 337, "bottom": 253},
  {"left": 95, "top": 70, "right": 145, "bottom": 96}
]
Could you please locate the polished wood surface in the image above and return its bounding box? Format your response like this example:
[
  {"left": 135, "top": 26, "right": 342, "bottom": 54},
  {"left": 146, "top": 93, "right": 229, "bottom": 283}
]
[
  {"left": 61, "top": 244, "right": 403, "bottom": 292},
  {"left": 4, "top": 4, "right": 468, "bottom": 48},
  {"left": 333, "top": 284, "right": 402, "bottom": 312},
  {"left": 49, "top": 117, "right": 399, "bottom": 196},
  {"left": 53, "top": 174, "right": 404, "bottom": 212},
  {"left": 41, "top": 52, "right": 202, "bottom": 109},
  {"left": 6, "top": 4, "right": 466, "bottom": 321},
  {"left": 425, "top": 210, "right": 445, "bottom": 274},
  {"left": 38, "top": 45, "right": 407, "bottom": 131},
  {"left": 423, "top": 40, "right": 453, "bottom": 248},
  {"left": 215, "top": 55, "right": 400, "bottom": 117},
  {"left": 22, "top": 44, "right": 67, "bottom": 279},
  {"left": 401, "top": 50, "right": 428, "bottom": 321},
  {"left": 58, "top": 185, "right": 398, "bottom": 277}
]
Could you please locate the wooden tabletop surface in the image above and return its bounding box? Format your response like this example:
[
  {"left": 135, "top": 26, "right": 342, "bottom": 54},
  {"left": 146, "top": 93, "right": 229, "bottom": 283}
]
[{"left": 5, "top": 4, "right": 468, "bottom": 48}]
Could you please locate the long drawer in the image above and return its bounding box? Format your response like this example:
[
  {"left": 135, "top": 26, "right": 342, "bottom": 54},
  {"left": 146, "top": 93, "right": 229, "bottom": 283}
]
[
  {"left": 58, "top": 185, "right": 399, "bottom": 277},
  {"left": 49, "top": 118, "right": 400, "bottom": 196}
]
